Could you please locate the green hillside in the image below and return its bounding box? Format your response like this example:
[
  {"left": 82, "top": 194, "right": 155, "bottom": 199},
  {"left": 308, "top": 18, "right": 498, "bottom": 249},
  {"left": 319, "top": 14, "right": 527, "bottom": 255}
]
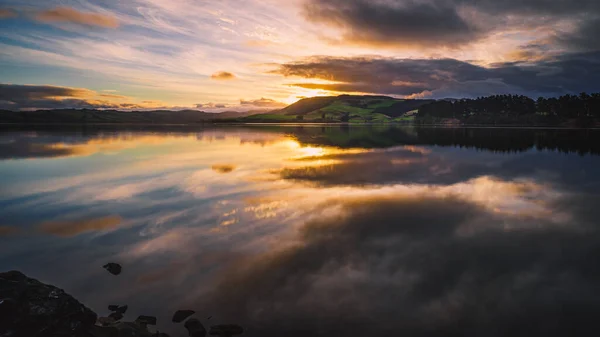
[{"left": 243, "top": 95, "right": 434, "bottom": 123}]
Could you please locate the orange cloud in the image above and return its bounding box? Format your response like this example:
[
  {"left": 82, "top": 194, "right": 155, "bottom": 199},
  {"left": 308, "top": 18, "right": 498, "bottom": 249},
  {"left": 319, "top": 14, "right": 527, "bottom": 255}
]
[
  {"left": 39, "top": 215, "right": 122, "bottom": 237},
  {"left": 35, "top": 7, "right": 119, "bottom": 28},
  {"left": 212, "top": 164, "right": 237, "bottom": 174},
  {"left": 0, "top": 8, "right": 17, "bottom": 19},
  {"left": 211, "top": 71, "right": 236, "bottom": 80},
  {"left": 99, "top": 93, "right": 129, "bottom": 100}
]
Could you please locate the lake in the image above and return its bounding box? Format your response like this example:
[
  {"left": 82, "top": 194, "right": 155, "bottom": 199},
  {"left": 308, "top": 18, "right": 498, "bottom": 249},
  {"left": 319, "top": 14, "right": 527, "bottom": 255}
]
[{"left": 1, "top": 125, "right": 600, "bottom": 337}]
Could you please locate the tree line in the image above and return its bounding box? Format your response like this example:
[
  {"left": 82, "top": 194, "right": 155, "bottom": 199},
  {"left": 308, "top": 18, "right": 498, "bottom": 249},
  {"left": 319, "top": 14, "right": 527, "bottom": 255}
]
[{"left": 417, "top": 93, "right": 600, "bottom": 120}]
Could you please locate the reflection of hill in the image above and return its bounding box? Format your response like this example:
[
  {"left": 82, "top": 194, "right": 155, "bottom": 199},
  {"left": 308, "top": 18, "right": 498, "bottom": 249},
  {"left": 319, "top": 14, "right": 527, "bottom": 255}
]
[
  {"left": 288, "top": 126, "right": 600, "bottom": 155},
  {"left": 2, "top": 125, "right": 599, "bottom": 156}
]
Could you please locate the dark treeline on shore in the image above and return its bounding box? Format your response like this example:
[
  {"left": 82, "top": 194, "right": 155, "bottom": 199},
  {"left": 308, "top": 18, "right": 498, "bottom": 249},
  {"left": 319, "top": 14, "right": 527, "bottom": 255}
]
[{"left": 417, "top": 93, "right": 600, "bottom": 125}]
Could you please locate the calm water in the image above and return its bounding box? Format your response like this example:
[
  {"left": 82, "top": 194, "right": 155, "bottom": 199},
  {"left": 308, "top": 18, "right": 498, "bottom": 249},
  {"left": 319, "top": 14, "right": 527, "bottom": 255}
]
[{"left": 1, "top": 125, "right": 600, "bottom": 336}]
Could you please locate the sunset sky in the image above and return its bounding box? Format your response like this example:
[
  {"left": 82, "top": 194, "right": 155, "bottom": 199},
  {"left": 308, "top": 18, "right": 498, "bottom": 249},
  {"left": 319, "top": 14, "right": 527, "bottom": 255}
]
[{"left": 0, "top": 0, "right": 599, "bottom": 111}]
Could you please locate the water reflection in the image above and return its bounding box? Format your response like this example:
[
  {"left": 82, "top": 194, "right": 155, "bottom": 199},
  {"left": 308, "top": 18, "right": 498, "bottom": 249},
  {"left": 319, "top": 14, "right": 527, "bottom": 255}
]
[{"left": 1, "top": 125, "right": 600, "bottom": 336}]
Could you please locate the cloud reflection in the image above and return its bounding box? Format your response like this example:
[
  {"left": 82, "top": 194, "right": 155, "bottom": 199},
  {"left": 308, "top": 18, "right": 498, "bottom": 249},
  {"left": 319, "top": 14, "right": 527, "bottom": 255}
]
[
  {"left": 38, "top": 215, "right": 123, "bottom": 237},
  {"left": 200, "top": 189, "right": 598, "bottom": 337},
  {"left": 1, "top": 126, "right": 600, "bottom": 336}
]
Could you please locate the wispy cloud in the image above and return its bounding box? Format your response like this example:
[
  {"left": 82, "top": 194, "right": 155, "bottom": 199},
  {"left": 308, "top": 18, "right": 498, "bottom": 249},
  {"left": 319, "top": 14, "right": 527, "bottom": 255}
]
[{"left": 35, "top": 7, "right": 119, "bottom": 28}]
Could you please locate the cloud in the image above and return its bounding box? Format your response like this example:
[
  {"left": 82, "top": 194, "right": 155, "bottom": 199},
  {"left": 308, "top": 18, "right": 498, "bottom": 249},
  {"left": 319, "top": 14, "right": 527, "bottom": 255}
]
[
  {"left": 35, "top": 7, "right": 119, "bottom": 29},
  {"left": 200, "top": 189, "right": 600, "bottom": 337},
  {"left": 38, "top": 215, "right": 123, "bottom": 237},
  {"left": 212, "top": 164, "right": 237, "bottom": 174},
  {"left": 304, "top": 0, "right": 487, "bottom": 48},
  {"left": 240, "top": 98, "right": 287, "bottom": 108},
  {"left": 211, "top": 71, "right": 237, "bottom": 80},
  {"left": 273, "top": 53, "right": 600, "bottom": 98},
  {"left": 99, "top": 93, "right": 129, "bottom": 99},
  {"left": 303, "top": 0, "right": 600, "bottom": 51},
  {"left": 196, "top": 102, "right": 228, "bottom": 109},
  {"left": 0, "top": 8, "right": 17, "bottom": 19},
  {"left": 0, "top": 84, "right": 168, "bottom": 110}
]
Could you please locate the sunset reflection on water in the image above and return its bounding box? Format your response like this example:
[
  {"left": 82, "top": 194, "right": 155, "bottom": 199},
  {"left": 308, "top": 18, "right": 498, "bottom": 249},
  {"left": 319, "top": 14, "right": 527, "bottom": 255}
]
[{"left": 1, "top": 126, "right": 600, "bottom": 337}]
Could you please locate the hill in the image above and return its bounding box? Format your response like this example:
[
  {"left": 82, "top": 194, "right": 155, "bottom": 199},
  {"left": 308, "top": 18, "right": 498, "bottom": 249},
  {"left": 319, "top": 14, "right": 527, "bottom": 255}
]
[
  {"left": 242, "top": 95, "right": 434, "bottom": 123},
  {"left": 0, "top": 109, "right": 258, "bottom": 124},
  {"left": 0, "top": 95, "right": 434, "bottom": 124}
]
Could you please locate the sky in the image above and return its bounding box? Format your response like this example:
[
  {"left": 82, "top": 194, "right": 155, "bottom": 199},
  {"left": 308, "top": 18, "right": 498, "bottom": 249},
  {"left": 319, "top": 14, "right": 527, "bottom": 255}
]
[{"left": 0, "top": 0, "right": 599, "bottom": 111}]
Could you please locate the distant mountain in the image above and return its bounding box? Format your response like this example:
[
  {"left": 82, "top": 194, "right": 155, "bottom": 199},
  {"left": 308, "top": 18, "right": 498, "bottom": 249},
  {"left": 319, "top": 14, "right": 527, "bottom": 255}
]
[
  {"left": 242, "top": 95, "right": 435, "bottom": 123},
  {"left": 0, "top": 109, "right": 259, "bottom": 124}
]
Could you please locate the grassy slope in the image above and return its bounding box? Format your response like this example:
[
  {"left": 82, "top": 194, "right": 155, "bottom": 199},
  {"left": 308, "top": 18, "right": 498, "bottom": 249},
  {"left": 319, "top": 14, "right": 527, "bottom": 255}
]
[{"left": 244, "top": 95, "right": 433, "bottom": 123}]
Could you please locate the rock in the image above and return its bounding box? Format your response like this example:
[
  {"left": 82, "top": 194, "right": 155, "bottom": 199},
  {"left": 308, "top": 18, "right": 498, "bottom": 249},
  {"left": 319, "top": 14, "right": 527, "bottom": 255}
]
[
  {"left": 0, "top": 270, "right": 97, "bottom": 337},
  {"left": 98, "top": 316, "right": 116, "bottom": 326},
  {"left": 108, "top": 312, "right": 123, "bottom": 321},
  {"left": 135, "top": 315, "right": 157, "bottom": 325},
  {"left": 108, "top": 304, "right": 128, "bottom": 313},
  {"left": 184, "top": 318, "right": 207, "bottom": 337},
  {"left": 172, "top": 309, "right": 196, "bottom": 323},
  {"left": 103, "top": 263, "right": 122, "bottom": 276},
  {"left": 89, "top": 325, "right": 119, "bottom": 337},
  {"left": 209, "top": 324, "right": 244, "bottom": 337}
]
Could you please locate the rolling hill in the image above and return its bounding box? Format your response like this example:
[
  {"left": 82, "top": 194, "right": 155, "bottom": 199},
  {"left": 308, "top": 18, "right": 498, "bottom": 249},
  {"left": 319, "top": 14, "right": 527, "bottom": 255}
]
[
  {"left": 242, "top": 95, "right": 434, "bottom": 123},
  {"left": 0, "top": 95, "right": 434, "bottom": 124}
]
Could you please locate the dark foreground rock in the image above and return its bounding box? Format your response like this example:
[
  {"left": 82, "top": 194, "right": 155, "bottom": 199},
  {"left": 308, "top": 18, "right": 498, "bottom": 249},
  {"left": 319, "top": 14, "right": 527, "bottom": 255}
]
[
  {"left": 0, "top": 270, "right": 242, "bottom": 337},
  {"left": 184, "top": 318, "right": 207, "bottom": 337},
  {"left": 0, "top": 270, "right": 97, "bottom": 337},
  {"left": 172, "top": 309, "right": 196, "bottom": 323}
]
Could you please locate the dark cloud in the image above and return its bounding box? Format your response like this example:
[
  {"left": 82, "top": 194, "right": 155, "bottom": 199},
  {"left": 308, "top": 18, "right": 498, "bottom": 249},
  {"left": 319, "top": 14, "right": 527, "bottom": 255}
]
[
  {"left": 273, "top": 53, "right": 600, "bottom": 97},
  {"left": 303, "top": 0, "right": 600, "bottom": 51},
  {"left": 211, "top": 71, "right": 237, "bottom": 80},
  {"left": 0, "top": 84, "right": 154, "bottom": 110},
  {"left": 201, "top": 191, "right": 600, "bottom": 337},
  {"left": 304, "top": 0, "right": 485, "bottom": 48},
  {"left": 240, "top": 98, "right": 287, "bottom": 108},
  {"left": 555, "top": 17, "right": 600, "bottom": 52},
  {"left": 35, "top": 6, "right": 119, "bottom": 28}
]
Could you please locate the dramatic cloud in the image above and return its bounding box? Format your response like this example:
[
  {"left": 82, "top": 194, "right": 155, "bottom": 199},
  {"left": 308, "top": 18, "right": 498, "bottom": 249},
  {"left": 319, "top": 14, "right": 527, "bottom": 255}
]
[
  {"left": 304, "top": 0, "right": 600, "bottom": 51},
  {"left": 274, "top": 53, "right": 600, "bottom": 98},
  {"left": 0, "top": 8, "right": 17, "bottom": 19},
  {"left": 35, "top": 7, "right": 119, "bottom": 28},
  {"left": 202, "top": 190, "right": 600, "bottom": 337},
  {"left": 38, "top": 215, "right": 123, "bottom": 237},
  {"left": 211, "top": 71, "right": 237, "bottom": 80},
  {"left": 304, "top": 0, "right": 486, "bottom": 48},
  {"left": 0, "top": 84, "right": 166, "bottom": 110},
  {"left": 240, "top": 98, "right": 287, "bottom": 108}
]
